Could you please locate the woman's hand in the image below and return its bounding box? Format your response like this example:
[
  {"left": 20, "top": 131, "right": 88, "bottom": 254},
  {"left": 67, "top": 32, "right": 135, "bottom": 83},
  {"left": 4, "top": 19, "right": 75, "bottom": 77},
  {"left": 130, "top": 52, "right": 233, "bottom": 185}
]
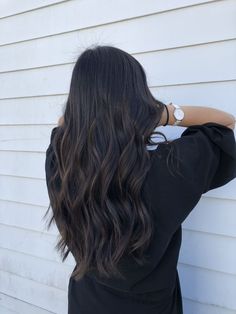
[{"left": 58, "top": 116, "right": 64, "bottom": 126}]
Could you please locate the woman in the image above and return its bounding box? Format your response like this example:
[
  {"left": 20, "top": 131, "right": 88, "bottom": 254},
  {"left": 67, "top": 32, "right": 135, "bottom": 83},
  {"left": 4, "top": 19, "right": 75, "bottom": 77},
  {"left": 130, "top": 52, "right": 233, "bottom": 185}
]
[{"left": 44, "top": 45, "right": 236, "bottom": 314}]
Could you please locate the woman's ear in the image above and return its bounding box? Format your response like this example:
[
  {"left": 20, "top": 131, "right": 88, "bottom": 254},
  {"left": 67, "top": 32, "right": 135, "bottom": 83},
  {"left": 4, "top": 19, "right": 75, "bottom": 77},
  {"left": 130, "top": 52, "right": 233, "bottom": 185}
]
[{"left": 58, "top": 116, "right": 64, "bottom": 126}]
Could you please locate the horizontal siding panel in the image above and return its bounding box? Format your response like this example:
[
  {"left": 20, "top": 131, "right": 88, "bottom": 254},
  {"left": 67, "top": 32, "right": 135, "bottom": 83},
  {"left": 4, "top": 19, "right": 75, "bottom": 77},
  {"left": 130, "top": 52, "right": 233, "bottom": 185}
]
[
  {"left": 0, "top": 151, "right": 45, "bottom": 178},
  {"left": 0, "top": 0, "right": 216, "bottom": 46},
  {"left": 0, "top": 248, "right": 72, "bottom": 291},
  {"left": 0, "top": 223, "right": 74, "bottom": 266},
  {"left": 0, "top": 200, "right": 58, "bottom": 236},
  {"left": 182, "top": 197, "right": 236, "bottom": 237},
  {"left": 0, "top": 0, "right": 67, "bottom": 19},
  {"left": 141, "top": 40, "right": 236, "bottom": 87},
  {"left": 183, "top": 297, "right": 236, "bottom": 314},
  {"left": 0, "top": 125, "right": 53, "bottom": 151},
  {"left": 0, "top": 270, "right": 67, "bottom": 314},
  {"left": 180, "top": 229, "right": 236, "bottom": 275},
  {"left": 153, "top": 80, "right": 236, "bottom": 114},
  {"left": 178, "top": 263, "right": 236, "bottom": 310},
  {"left": 0, "top": 305, "right": 18, "bottom": 314},
  {"left": 0, "top": 0, "right": 236, "bottom": 72},
  {"left": 0, "top": 64, "right": 72, "bottom": 99},
  {"left": 0, "top": 293, "right": 54, "bottom": 314},
  {"left": 0, "top": 95, "right": 65, "bottom": 125},
  {"left": 0, "top": 175, "right": 49, "bottom": 206},
  {"left": 1, "top": 40, "right": 236, "bottom": 99},
  {"left": 204, "top": 182, "right": 236, "bottom": 200}
]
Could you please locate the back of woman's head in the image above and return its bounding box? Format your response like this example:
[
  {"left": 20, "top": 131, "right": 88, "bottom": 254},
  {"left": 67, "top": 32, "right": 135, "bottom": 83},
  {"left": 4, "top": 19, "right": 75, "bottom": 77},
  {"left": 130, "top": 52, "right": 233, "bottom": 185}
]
[{"left": 44, "top": 44, "right": 169, "bottom": 281}]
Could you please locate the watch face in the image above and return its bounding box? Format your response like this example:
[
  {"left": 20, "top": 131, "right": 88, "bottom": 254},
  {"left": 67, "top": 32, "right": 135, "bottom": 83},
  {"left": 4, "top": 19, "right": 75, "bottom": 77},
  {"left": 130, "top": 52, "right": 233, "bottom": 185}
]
[{"left": 175, "top": 109, "right": 184, "bottom": 120}]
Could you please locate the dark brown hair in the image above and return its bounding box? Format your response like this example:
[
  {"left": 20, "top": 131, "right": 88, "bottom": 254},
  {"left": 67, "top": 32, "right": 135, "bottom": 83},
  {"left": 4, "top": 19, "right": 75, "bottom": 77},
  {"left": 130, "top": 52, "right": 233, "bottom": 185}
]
[{"left": 44, "top": 45, "right": 175, "bottom": 281}]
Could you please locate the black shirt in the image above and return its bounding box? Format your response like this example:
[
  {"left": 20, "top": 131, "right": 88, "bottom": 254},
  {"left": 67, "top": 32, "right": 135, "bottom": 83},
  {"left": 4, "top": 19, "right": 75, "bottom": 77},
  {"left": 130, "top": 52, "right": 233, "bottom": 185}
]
[{"left": 45, "top": 122, "right": 236, "bottom": 314}]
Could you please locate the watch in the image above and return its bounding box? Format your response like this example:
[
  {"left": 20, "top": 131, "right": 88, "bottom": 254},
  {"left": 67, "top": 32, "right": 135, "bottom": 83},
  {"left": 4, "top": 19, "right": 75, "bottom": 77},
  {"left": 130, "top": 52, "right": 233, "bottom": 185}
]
[{"left": 170, "top": 103, "right": 184, "bottom": 126}]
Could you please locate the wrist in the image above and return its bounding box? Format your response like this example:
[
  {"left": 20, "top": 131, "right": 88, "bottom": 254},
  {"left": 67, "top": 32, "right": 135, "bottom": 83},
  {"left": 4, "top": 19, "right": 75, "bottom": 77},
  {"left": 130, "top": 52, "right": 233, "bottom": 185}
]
[{"left": 166, "top": 104, "right": 175, "bottom": 126}]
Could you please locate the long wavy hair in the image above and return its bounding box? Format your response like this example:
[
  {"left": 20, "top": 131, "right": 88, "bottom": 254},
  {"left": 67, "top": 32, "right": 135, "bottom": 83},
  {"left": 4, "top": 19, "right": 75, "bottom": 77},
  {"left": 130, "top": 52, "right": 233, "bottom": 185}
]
[{"left": 44, "top": 45, "right": 176, "bottom": 281}]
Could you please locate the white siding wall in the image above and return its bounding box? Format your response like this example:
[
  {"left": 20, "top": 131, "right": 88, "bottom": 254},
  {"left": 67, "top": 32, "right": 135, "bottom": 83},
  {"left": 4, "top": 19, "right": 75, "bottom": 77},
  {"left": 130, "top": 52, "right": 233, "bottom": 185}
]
[{"left": 0, "top": 0, "right": 235, "bottom": 313}]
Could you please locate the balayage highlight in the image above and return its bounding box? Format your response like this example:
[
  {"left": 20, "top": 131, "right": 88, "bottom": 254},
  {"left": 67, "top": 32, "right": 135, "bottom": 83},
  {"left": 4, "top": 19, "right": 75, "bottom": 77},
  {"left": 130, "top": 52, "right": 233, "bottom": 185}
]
[{"left": 44, "top": 45, "right": 177, "bottom": 282}]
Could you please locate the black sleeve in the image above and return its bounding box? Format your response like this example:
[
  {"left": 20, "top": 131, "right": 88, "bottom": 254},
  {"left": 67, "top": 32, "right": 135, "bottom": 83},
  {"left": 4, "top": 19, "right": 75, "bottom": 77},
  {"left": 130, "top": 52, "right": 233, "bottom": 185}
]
[
  {"left": 172, "top": 122, "right": 236, "bottom": 195},
  {"left": 148, "top": 122, "right": 236, "bottom": 234}
]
